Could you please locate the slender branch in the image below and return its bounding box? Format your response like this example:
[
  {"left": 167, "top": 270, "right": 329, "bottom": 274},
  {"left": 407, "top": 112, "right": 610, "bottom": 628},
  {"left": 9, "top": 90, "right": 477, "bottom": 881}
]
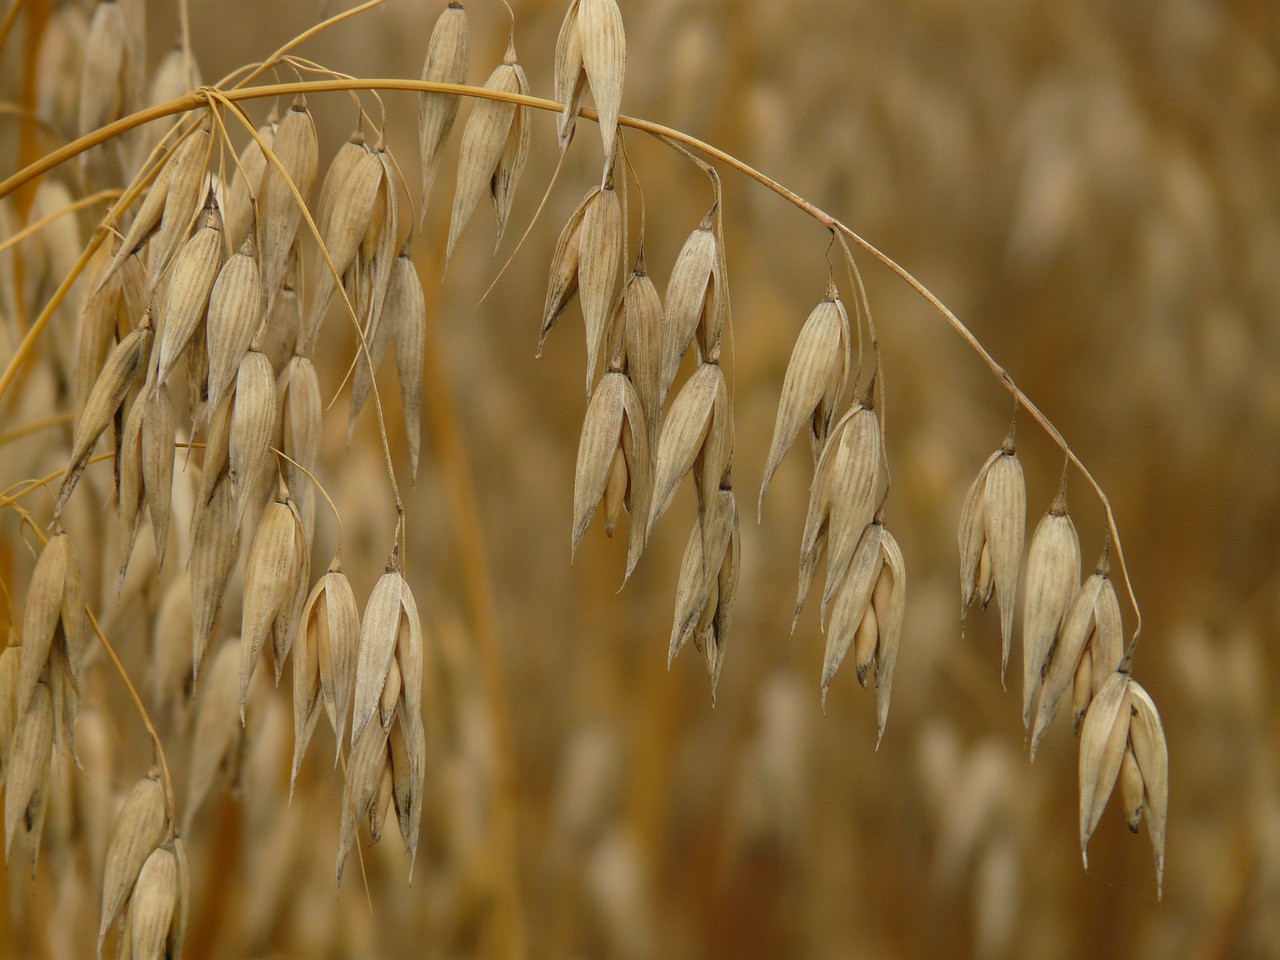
[{"left": 0, "top": 75, "right": 1141, "bottom": 638}]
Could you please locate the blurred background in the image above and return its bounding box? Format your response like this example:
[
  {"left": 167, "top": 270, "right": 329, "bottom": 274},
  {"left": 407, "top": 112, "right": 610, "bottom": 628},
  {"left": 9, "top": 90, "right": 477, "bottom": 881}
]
[{"left": 1, "top": 0, "right": 1278, "bottom": 957}]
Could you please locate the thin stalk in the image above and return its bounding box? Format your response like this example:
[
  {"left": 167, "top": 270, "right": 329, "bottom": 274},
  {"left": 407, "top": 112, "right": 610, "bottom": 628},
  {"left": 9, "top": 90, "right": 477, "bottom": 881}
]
[{"left": 0, "top": 74, "right": 1140, "bottom": 641}]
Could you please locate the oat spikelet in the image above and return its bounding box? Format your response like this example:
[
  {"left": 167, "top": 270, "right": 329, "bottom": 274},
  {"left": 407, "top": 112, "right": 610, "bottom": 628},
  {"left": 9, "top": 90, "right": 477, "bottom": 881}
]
[
  {"left": 98, "top": 772, "right": 166, "bottom": 957},
  {"left": 3, "top": 683, "right": 53, "bottom": 867},
  {"left": 419, "top": 2, "right": 469, "bottom": 213},
  {"left": 648, "top": 361, "right": 729, "bottom": 533},
  {"left": 621, "top": 251, "right": 664, "bottom": 433},
  {"left": 184, "top": 642, "right": 241, "bottom": 834},
  {"left": 578, "top": 0, "right": 626, "bottom": 175},
  {"left": 57, "top": 318, "right": 153, "bottom": 517},
  {"left": 153, "top": 198, "right": 225, "bottom": 391},
  {"left": 1126, "top": 679, "right": 1168, "bottom": 897},
  {"left": 1078, "top": 670, "right": 1130, "bottom": 867},
  {"left": 539, "top": 186, "right": 594, "bottom": 354},
  {"left": 1021, "top": 486, "right": 1081, "bottom": 729},
  {"left": 240, "top": 490, "right": 308, "bottom": 716},
  {"left": 662, "top": 214, "right": 721, "bottom": 394},
  {"left": 349, "top": 248, "right": 416, "bottom": 433},
  {"left": 300, "top": 561, "right": 361, "bottom": 760},
  {"left": 351, "top": 560, "right": 421, "bottom": 749},
  {"left": 572, "top": 371, "right": 651, "bottom": 578},
  {"left": 446, "top": 39, "right": 529, "bottom": 264},
  {"left": 258, "top": 95, "right": 318, "bottom": 307},
  {"left": 393, "top": 255, "right": 427, "bottom": 479},
  {"left": 554, "top": 0, "right": 586, "bottom": 149},
  {"left": 760, "top": 280, "right": 850, "bottom": 516},
  {"left": 958, "top": 433, "right": 1026, "bottom": 676},
  {"left": 577, "top": 183, "right": 623, "bottom": 392},
  {"left": 205, "top": 237, "right": 264, "bottom": 416},
  {"left": 1031, "top": 551, "right": 1123, "bottom": 758},
  {"left": 336, "top": 719, "right": 390, "bottom": 885},
  {"left": 229, "top": 350, "right": 278, "bottom": 520},
  {"left": 223, "top": 113, "right": 274, "bottom": 250},
  {"left": 78, "top": 1, "right": 129, "bottom": 147},
  {"left": 129, "top": 845, "right": 178, "bottom": 960},
  {"left": 18, "top": 531, "right": 86, "bottom": 723},
  {"left": 148, "top": 123, "right": 213, "bottom": 285},
  {"left": 668, "top": 489, "right": 739, "bottom": 700}
]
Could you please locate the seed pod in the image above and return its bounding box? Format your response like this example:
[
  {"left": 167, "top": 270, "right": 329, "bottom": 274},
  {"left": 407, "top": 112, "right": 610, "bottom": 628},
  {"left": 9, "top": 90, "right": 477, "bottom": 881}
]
[
  {"left": 760, "top": 281, "right": 850, "bottom": 515},
  {"left": 349, "top": 249, "right": 412, "bottom": 432},
  {"left": 1022, "top": 489, "right": 1081, "bottom": 729},
  {"left": 446, "top": 40, "right": 530, "bottom": 264},
  {"left": 822, "top": 521, "right": 885, "bottom": 708},
  {"left": 223, "top": 113, "right": 275, "bottom": 251},
  {"left": 662, "top": 214, "right": 721, "bottom": 394},
  {"left": 299, "top": 562, "right": 361, "bottom": 762},
  {"left": 1031, "top": 557, "right": 1122, "bottom": 758},
  {"left": 577, "top": 184, "right": 623, "bottom": 392},
  {"left": 621, "top": 252, "right": 663, "bottom": 432},
  {"left": 57, "top": 319, "right": 153, "bottom": 517},
  {"left": 189, "top": 476, "right": 240, "bottom": 674},
  {"left": 153, "top": 198, "right": 225, "bottom": 390},
  {"left": 240, "top": 493, "right": 308, "bottom": 716},
  {"left": 553, "top": 0, "right": 586, "bottom": 150},
  {"left": 1078, "top": 670, "right": 1130, "bottom": 867},
  {"left": 872, "top": 528, "right": 906, "bottom": 745},
  {"left": 18, "top": 532, "right": 86, "bottom": 722},
  {"left": 539, "top": 187, "right": 594, "bottom": 353},
  {"left": 258, "top": 95, "right": 318, "bottom": 306},
  {"left": 3, "top": 683, "right": 53, "bottom": 867},
  {"left": 578, "top": 0, "right": 626, "bottom": 175},
  {"left": 205, "top": 238, "right": 264, "bottom": 416},
  {"left": 648, "top": 362, "right": 729, "bottom": 533},
  {"left": 393, "top": 255, "right": 426, "bottom": 479},
  {"left": 141, "top": 385, "right": 176, "bottom": 566},
  {"left": 336, "top": 719, "right": 390, "bottom": 886},
  {"left": 129, "top": 845, "right": 178, "bottom": 960},
  {"left": 98, "top": 772, "right": 167, "bottom": 955},
  {"left": 791, "top": 403, "right": 880, "bottom": 624},
  {"left": 229, "top": 350, "right": 277, "bottom": 520},
  {"left": 1127, "top": 679, "right": 1168, "bottom": 898},
  {"left": 149, "top": 123, "right": 214, "bottom": 285},
  {"left": 351, "top": 564, "right": 422, "bottom": 749},
  {"left": 306, "top": 133, "right": 383, "bottom": 344},
  {"left": 78, "top": 249, "right": 126, "bottom": 416},
  {"left": 390, "top": 707, "right": 426, "bottom": 876},
  {"left": 419, "top": 2, "right": 469, "bottom": 212}
]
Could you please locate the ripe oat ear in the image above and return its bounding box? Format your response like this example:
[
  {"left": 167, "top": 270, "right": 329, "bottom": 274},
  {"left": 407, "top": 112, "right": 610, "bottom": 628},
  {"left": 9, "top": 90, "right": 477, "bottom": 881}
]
[{"left": 419, "top": 2, "right": 470, "bottom": 217}]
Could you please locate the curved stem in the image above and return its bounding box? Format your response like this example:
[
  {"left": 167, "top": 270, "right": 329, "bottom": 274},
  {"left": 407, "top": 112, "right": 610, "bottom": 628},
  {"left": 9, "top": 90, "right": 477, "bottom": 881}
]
[{"left": 0, "top": 76, "right": 1141, "bottom": 637}]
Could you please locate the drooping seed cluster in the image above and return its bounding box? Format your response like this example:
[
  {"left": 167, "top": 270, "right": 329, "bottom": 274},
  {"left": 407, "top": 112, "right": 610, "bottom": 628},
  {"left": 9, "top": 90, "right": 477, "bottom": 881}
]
[
  {"left": 958, "top": 441, "right": 1167, "bottom": 896},
  {"left": 0, "top": 0, "right": 1167, "bottom": 948}
]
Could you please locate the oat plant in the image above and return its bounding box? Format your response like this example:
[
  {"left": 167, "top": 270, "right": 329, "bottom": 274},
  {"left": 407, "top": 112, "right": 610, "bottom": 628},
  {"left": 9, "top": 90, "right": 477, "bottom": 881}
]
[{"left": 0, "top": 0, "right": 1168, "bottom": 955}]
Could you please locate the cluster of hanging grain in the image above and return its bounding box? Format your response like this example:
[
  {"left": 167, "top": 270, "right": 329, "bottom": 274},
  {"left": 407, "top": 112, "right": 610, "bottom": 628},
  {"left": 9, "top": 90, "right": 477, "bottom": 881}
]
[
  {"left": 958, "top": 444, "right": 1167, "bottom": 896},
  {"left": 757, "top": 276, "right": 905, "bottom": 742}
]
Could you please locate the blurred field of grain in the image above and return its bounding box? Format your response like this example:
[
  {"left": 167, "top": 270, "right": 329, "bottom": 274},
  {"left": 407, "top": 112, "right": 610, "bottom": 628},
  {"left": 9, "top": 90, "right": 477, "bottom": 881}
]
[{"left": 1, "top": 1, "right": 1277, "bottom": 958}]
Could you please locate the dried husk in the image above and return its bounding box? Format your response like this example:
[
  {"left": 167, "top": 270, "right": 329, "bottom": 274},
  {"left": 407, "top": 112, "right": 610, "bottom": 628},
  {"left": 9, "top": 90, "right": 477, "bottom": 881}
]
[
  {"left": 621, "top": 253, "right": 664, "bottom": 433},
  {"left": 300, "top": 563, "right": 361, "bottom": 758},
  {"left": 538, "top": 187, "right": 594, "bottom": 353},
  {"left": 760, "top": 283, "right": 849, "bottom": 514},
  {"left": 578, "top": 0, "right": 627, "bottom": 175},
  {"left": 662, "top": 216, "right": 720, "bottom": 393},
  {"left": 578, "top": 184, "right": 623, "bottom": 392},
  {"left": 648, "top": 362, "right": 728, "bottom": 532},
  {"left": 57, "top": 320, "right": 153, "bottom": 517},
  {"left": 393, "top": 255, "right": 426, "bottom": 479},
  {"left": 336, "top": 719, "right": 390, "bottom": 885},
  {"left": 872, "top": 528, "right": 906, "bottom": 744},
  {"left": 240, "top": 494, "right": 308, "bottom": 715},
  {"left": 98, "top": 772, "right": 166, "bottom": 956},
  {"left": 1126, "top": 680, "right": 1168, "bottom": 898},
  {"left": 258, "top": 96, "right": 318, "bottom": 306},
  {"left": 419, "top": 2, "right": 470, "bottom": 211},
  {"left": 149, "top": 124, "right": 213, "bottom": 285},
  {"left": 3, "top": 683, "right": 53, "bottom": 867},
  {"left": 351, "top": 566, "right": 421, "bottom": 748},
  {"left": 153, "top": 199, "right": 225, "bottom": 390},
  {"left": 228, "top": 350, "right": 277, "bottom": 520},
  {"left": 17, "top": 532, "right": 86, "bottom": 722},
  {"left": 1022, "top": 495, "right": 1081, "bottom": 728},
  {"left": 205, "top": 240, "right": 264, "bottom": 416},
  {"left": 129, "top": 845, "right": 178, "bottom": 960},
  {"left": 446, "top": 43, "right": 529, "bottom": 263},
  {"left": 553, "top": 0, "right": 586, "bottom": 149},
  {"left": 306, "top": 134, "right": 383, "bottom": 344},
  {"left": 223, "top": 114, "right": 274, "bottom": 251},
  {"left": 1078, "top": 670, "right": 1130, "bottom": 867}
]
